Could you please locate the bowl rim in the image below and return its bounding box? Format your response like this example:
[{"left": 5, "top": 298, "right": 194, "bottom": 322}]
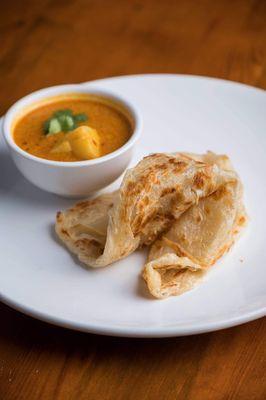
[{"left": 3, "top": 84, "right": 142, "bottom": 167}]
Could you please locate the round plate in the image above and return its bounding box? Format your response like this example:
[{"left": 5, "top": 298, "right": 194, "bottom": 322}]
[{"left": 0, "top": 74, "right": 265, "bottom": 337}]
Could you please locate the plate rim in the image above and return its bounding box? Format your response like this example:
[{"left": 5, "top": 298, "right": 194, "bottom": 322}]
[
  {"left": 82, "top": 72, "right": 266, "bottom": 94},
  {"left": 0, "top": 290, "right": 265, "bottom": 338}
]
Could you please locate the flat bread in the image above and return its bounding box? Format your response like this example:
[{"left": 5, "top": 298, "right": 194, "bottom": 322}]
[
  {"left": 56, "top": 152, "right": 237, "bottom": 268},
  {"left": 142, "top": 153, "right": 247, "bottom": 298},
  {"left": 56, "top": 192, "right": 117, "bottom": 265}
]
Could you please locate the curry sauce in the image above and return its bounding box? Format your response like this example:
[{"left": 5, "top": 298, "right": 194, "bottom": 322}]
[{"left": 13, "top": 96, "right": 132, "bottom": 162}]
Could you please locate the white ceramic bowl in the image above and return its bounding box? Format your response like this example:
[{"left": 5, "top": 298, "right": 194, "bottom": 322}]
[{"left": 3, "top": 84, "right": 141, "bottom": 197}]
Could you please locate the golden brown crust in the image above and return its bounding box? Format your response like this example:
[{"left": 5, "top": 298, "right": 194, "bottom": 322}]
[
  {"left": 55, "top": 150, "right": 246, "bottom": 296},
  {"left": 143, "top": 153, "right": 247, "bottom": 298}
]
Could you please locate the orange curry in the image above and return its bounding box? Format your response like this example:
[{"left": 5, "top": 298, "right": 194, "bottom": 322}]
[{"left": 13, "top": 95, "right": 132, "bottom": 162}]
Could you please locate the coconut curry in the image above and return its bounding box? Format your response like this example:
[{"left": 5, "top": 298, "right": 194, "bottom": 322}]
[{"left": 13, "top": 95, "right": 132, "bottom": 162}]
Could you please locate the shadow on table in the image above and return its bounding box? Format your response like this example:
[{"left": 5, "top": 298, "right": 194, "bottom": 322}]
[
  {"left": 0, "top": 300, "right": 205, "bottom": 347},
  {"left": 0, "top": 300, "right": 260, "bottom": 353}
]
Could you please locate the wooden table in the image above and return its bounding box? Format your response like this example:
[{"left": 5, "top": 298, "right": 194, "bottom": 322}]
[{"left": 1, "top": 1, "right": 265, "bottom": 399}]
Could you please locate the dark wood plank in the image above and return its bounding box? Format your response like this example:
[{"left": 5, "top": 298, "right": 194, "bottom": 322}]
[
  {"left": 0, "top": 303, "right": 265, "bottom": 400},
  {"left": 0, "top": 1, "right": 265, "bottom": 399}
]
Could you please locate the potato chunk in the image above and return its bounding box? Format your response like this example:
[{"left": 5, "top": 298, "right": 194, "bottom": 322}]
[{"left": 66, "top": 126, "right": 101, "bottom": 160}]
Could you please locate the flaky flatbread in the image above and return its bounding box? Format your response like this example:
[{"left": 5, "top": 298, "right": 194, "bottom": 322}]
[
  {"left": 56, "top": 152, "right": 237, "bottom": 268},
  {"left": 142, "top": 153, "right": 247, "bottom": 298}
]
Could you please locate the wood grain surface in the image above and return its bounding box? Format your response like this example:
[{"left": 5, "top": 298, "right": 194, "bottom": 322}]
[{"left": 0, "top": 0, "right": 265, "bottom": 399}]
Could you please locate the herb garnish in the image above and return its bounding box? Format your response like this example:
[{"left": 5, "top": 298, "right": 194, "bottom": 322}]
[{"left": 44, "top": 109, "right": 88, "bottom": 135}]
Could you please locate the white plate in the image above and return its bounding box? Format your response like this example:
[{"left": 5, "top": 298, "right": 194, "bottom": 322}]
[{"left": 0, "top": 74, "right": 265, "bottom": 337}]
